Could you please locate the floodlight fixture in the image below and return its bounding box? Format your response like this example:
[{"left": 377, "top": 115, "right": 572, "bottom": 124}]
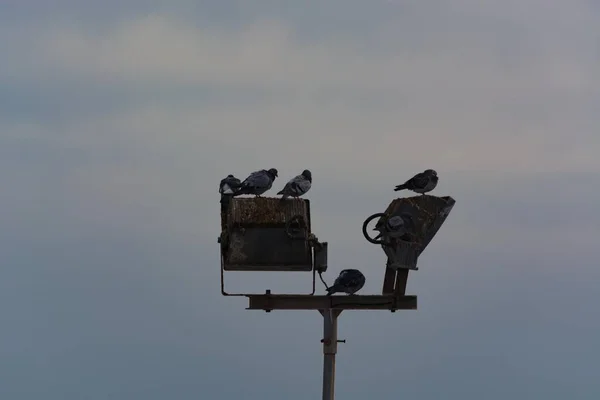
[
  {"left": 362, "top": 194, "right": 455, "bottom": 295},
  {"left": 218, "top": 197, "right": 327, "bottom": 296},
  {"left": 218, "top": 194, "right": 456, "bottom": 400}
]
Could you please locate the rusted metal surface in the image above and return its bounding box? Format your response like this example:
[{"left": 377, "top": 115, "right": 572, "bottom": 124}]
[
  {"left": 378, "top": 195, "right": 454, "bottom": 246},
  {"left": 379, "top": 195, "right": 455, "bottom": 293},
  {"left": 377, "top": 195, "right": 455, "bottom": 270},
  {"left": 246, "top": 294, "right": 417, "bottom": 311},
  {"left": 220, "top": 197, "right": 313, "bottom": 271},
  {"left": 226, "top": 197, "right": 311, "bottom": 229},
  {"left": 225, "top": 227, "right": 312, "bottom": 271}
]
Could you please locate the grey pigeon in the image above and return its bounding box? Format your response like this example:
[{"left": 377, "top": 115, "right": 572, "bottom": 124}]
[
  {"left": 373, "top": 212, "right": 416, "bottom": 241},
  {"left": 219, "top": 174, "right": 242, "bottom": 206},
  {"left": 277, "top": 169, "right": 312, "bottom": 200},
  {"left": 394, "top": 169, "right": 438, "bottom": 195},
  {"left": 235, "top": 168, "right": 278, "bottom": 197},
  {"left": 326, "top": 269, "right": 366, "bottom": 296}
]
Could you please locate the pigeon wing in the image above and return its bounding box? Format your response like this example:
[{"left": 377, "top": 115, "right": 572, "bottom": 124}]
[
  {"left": 336, "top": 270, "right": 354, "bottom": 286},
  {"left": 409, "top": 172, "right": 430, "bottom": 189},
  {"left": 277, "top": 180, "right": 294, "bottom": 195},
  {"left": 346, "top": 275, "right": 362, "bottom": 287},
  {"left": 335, "top": 269, "right": 364, "bottom": 292},
  {"left": 332, "top": 272, "right": 347, "bottom": 287},
  {"left": 287, "top": 175, "right": 311, "bottom": 196},
  {"left": 278, "top": 174, "right": 309, "bottom": 196},
  {"left": 293, "top": 178, "right": 311, "bottom": 196},
  {"left": 243, "top": 170, "right": 270, "bottom": 189}
]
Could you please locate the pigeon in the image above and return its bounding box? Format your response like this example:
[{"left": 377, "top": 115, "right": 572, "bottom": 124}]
[
  {"left": 235, "top": 168, "right": 278, "bottom": 197},
  {"left": 219, "top": 174, "right": 242, "bottom": 206},
  {"left": 326, "top": 269, "right": 366, "bottom": 296},
  {"left": 277, "top": 169, "right": 312, "bottom": 200},
  {"left": 394, "top": 169, "right": 438, "bottom": 195},
  {"left": 373, "top": 212, "right": 416, "bottom": 241}
]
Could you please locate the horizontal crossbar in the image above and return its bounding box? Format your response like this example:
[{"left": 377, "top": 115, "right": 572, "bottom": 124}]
[{"left": 246, "top": 294, "right": 417, "bottom": 311}]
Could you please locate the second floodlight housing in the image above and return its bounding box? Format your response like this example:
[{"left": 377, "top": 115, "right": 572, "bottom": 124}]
[{"left": 362, "top": 195, "right": 455, "bottom": 270}]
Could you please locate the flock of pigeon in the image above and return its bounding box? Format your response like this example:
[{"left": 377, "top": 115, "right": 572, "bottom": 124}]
[
  {"left": 219, "top": 168, "right": 313, "bottom": 205},
  {"left": 219, "top": 168, "right": 439, "bottom": 296}
]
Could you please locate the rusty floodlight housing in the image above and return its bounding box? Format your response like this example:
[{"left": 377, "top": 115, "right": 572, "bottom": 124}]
[
  {"left": 363, "top": 195, "right": 455, "bottom": 271},
  {"left": 219, "top": 197, "right": 328, "bottom": 296}
]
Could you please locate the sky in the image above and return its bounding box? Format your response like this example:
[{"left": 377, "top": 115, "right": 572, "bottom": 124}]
[{"left": 1, "top": 1, "right": 599, "bottom": 399}]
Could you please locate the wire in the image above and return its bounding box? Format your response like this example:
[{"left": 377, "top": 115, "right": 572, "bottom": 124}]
[{"left": 318, "top": 271, "right": 330, "bottom": 290}]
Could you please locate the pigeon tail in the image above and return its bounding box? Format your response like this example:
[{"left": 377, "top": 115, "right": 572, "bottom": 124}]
[
  {"left": 234, "top": 186, "right": 250, "bottom": 196},
  {"left": 394, "top": 184, "right": 407, "bottom": 191},
  {"left": 277, "top": 190, "right": 290, "bottom": 201},
  {"left": 325, "top": 285, "right": 339, "bottom": 296}
]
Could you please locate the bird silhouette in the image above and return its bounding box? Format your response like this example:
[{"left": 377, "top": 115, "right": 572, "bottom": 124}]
[{"left": 394, "top": 169, "right": 438, "bottom": 195}]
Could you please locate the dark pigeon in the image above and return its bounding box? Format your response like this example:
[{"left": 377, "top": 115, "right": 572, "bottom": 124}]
[
  {"left": 373, "top": 212, "right": 417, "bottom": 241},
  {"left": 326, "top": 269, "right": 366, "bottom": 296},
  {"left": 277, "top": 169, "right": 312, "bottom": 200},
  {"left": 235, "top": 168, "right": 278, "bottom": 197},
  {"left": 394, "top": 169, "right": 438, "bottom": 195},
  {"left": 219, "top": 174, "right": 242, "bottom": 207}
]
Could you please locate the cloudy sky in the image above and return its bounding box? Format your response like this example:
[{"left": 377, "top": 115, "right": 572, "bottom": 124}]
[{"left": 1, "top": 1, "right": 599, "bottom": 399}]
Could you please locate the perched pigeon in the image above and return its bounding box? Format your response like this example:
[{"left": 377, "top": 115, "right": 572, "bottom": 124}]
[
  {"left": 277, "top": 169, "right": 312, "bottom": 200},
  {"left": 326, "top": 269, "right": 366, "bottom": 296},
  {"left": 394, "top": 169, "right": 438, "bottom": 195},
  {"left": 373, "top": 213, "right": 416, "bottom": 240},
  {"left": 219, "top": 174, "right": 242, "bottom": 206},
  {"left": 235, "top": 168, "right": 279, "bottom": 197}
]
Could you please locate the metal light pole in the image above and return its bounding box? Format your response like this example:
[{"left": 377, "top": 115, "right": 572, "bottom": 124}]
[
  {"left": 245, "top": 295, "right": 417, "bottom": 399},
  {"left": 321, "top": 309, "right": 342, "bottom": 400}
]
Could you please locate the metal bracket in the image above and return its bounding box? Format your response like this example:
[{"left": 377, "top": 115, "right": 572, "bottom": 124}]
[
  {"left": 363, "top": 212, "right": 421, "bottom": 271},
  {"left": 362, "top": 212, "right": 387, "bottom": 244}
]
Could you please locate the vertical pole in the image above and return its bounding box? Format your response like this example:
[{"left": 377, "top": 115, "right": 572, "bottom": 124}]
[{"left": 321, "top": 309, "right": 341, "bottom": 400}]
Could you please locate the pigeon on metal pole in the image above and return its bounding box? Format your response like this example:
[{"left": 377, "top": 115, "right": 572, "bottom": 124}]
[
  {"left": 219, "top": 174, "right": 242, "bottom": 207},
  {"left": 326, "top": 269, "right": 366, "bottom": 296},
  {"left": 277, "top": 169, "right": 312, "bottom": 200},
  {"left": 235, "top": 168, "right": 279, "bottom": 197},
  {"left": 394, "top": 169, "right": 438, "bottom": 195}
]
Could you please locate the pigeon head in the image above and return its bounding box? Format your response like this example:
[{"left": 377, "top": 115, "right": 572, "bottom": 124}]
[
  {"left": 267, "top": 168, "right": 278, "bottom": 178},
  {"left": 301, "top": 169, "right": 312, "bottom": 182},
  {"left": 425, "top": 169, "right": 437, "bottom": 176},
  {"left": 227, "top": 174, "right": 234, "bottom": 178}
]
